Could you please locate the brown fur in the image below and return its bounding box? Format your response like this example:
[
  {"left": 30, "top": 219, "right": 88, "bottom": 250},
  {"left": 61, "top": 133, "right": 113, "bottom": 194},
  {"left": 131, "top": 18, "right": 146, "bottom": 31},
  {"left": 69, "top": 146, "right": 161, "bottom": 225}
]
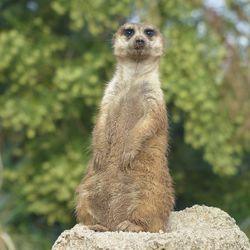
[{"left": 76, "top": 23, "right": 175, "bottom": 233}]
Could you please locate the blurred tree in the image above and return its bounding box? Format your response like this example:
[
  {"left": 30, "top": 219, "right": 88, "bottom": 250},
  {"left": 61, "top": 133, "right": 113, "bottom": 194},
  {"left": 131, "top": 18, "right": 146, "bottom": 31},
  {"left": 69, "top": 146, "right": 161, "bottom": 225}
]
[{"left": 0, "top": 0, "right": 249, "bottom": 248}]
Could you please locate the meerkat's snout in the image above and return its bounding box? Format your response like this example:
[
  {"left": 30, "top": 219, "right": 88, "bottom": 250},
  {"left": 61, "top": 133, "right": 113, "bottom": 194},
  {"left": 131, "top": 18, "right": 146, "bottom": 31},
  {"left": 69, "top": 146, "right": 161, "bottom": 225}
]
[{"left": 134, "top": 37, "right": 146, "bottom": 50}]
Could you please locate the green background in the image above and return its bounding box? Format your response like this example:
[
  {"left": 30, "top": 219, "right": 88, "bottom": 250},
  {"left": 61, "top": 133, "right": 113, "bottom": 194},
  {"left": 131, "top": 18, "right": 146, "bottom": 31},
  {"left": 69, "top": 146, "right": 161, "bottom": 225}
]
[{"left": 0, "top": 0, "right": 249, "bottom": 249}]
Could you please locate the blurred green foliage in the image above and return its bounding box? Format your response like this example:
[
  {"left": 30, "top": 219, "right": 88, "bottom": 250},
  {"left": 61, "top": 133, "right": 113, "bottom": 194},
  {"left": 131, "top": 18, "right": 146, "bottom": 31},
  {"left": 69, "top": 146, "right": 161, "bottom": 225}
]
[{"left": 0, "top": 0, "right": 249, "bottom": 249}]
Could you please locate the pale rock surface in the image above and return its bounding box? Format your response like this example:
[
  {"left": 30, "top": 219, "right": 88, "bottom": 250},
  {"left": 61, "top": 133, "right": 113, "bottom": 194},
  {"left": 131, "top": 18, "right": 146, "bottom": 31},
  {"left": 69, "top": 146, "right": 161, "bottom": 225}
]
[{"left": 52, "top": 205, "right": 250, "bottom": 250}]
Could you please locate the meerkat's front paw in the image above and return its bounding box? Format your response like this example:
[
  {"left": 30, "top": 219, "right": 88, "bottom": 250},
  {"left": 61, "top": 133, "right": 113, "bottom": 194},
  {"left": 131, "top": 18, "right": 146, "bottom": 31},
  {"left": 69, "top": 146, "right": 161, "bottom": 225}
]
[
  {"left": 93, "top": 150, "right": 106, "bottom": 170},
  {"left": 88, "top": 224, "right": 109, "bottom": 232},
  {"left": 116, "top": 220, "right": 143, "bottom": 232},
  {"left": 120, "top": 139, "right": 140, "bottom": 170},
  {"left": 121, "top": 149, "right": 137, "bottom": 170}
]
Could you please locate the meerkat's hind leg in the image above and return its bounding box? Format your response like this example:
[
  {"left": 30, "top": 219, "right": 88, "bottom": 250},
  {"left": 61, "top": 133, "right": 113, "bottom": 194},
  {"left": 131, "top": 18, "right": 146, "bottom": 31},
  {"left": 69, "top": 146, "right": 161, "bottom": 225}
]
[
  {"left": 87, "top": 224, "right": 109, "bottom": 232},
  {"left": 116, "top": 220, "right": 144, "bottom": 232}
]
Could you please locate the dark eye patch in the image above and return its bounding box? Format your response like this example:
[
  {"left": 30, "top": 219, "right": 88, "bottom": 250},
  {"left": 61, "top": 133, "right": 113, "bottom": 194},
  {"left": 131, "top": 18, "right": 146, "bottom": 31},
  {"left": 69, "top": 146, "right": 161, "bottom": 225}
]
[
  {"left": 144, "top": 29, "right": 155, "bottom": 37},
  {"left": 123, "top": 28, "right": 135, "bottom": 37}
]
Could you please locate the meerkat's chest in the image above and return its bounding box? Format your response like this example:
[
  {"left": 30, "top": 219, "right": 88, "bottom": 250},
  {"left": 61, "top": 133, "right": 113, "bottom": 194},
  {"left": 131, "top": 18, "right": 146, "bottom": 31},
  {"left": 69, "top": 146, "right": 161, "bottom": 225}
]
[{"left": 107, "top": 86, "right": 147, "bottom": 131}]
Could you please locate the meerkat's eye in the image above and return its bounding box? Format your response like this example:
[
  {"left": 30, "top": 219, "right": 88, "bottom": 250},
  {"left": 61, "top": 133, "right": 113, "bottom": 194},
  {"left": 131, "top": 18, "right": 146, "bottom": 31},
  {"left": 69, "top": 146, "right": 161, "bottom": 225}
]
[
  {"left": 123, "top": 28, "right": 134, "bottom": 37},
  {"left": 144, "top": 29, "right": 155, "bottom": 37}
]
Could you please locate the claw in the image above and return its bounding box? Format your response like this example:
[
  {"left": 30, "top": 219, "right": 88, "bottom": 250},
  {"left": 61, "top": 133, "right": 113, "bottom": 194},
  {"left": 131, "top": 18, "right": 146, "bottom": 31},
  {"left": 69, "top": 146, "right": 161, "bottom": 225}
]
[{"left": 116, "top": 220, "right": 143, "bottom": 232}]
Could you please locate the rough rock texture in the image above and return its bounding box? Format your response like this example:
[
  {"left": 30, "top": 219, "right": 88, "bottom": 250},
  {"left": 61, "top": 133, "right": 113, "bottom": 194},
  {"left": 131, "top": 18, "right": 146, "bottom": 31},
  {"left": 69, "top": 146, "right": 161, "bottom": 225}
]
[{"left": 52, "top": 205, "right": 250, "bottom": 250}]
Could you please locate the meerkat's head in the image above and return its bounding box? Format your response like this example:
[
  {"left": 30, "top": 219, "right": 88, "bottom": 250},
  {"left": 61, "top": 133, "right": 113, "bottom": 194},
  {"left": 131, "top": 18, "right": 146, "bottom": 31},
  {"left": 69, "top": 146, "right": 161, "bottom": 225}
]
[{"left": 113, "top": 23, "right": 164, "bottom": 61}]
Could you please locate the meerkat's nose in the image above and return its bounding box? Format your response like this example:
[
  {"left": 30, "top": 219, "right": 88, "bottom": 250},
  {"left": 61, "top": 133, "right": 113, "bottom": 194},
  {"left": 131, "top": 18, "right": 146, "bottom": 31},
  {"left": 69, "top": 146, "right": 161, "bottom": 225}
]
[{"left": 134, "top": 38, "right": 145, "bottom": 49}]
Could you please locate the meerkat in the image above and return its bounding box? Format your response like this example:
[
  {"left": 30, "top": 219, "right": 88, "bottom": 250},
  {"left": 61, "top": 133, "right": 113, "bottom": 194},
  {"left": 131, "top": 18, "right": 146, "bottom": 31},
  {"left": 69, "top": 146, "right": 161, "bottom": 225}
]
[{"left": 76, "top": 23, "right": 175, "bottom": 233}]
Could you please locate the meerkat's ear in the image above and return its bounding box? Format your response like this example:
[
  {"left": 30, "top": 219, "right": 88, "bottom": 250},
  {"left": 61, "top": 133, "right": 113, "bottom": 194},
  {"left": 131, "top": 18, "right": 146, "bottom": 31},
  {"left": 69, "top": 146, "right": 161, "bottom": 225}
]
[
  {"left": 112, "top": 33, "right": 116, "bottom": 47},
  {"left": 112, "top": 24, "right": 124, "bottom": 46},
  {"left": 112, "top": 26, "right": 122, "bottom": 47}
]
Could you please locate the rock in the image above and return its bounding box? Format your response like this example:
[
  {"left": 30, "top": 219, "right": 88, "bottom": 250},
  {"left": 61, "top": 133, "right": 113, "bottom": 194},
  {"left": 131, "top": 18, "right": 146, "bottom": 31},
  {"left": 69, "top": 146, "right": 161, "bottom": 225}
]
[{"left": 52, "top": 205, "right": 250, "bottom": 250}]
